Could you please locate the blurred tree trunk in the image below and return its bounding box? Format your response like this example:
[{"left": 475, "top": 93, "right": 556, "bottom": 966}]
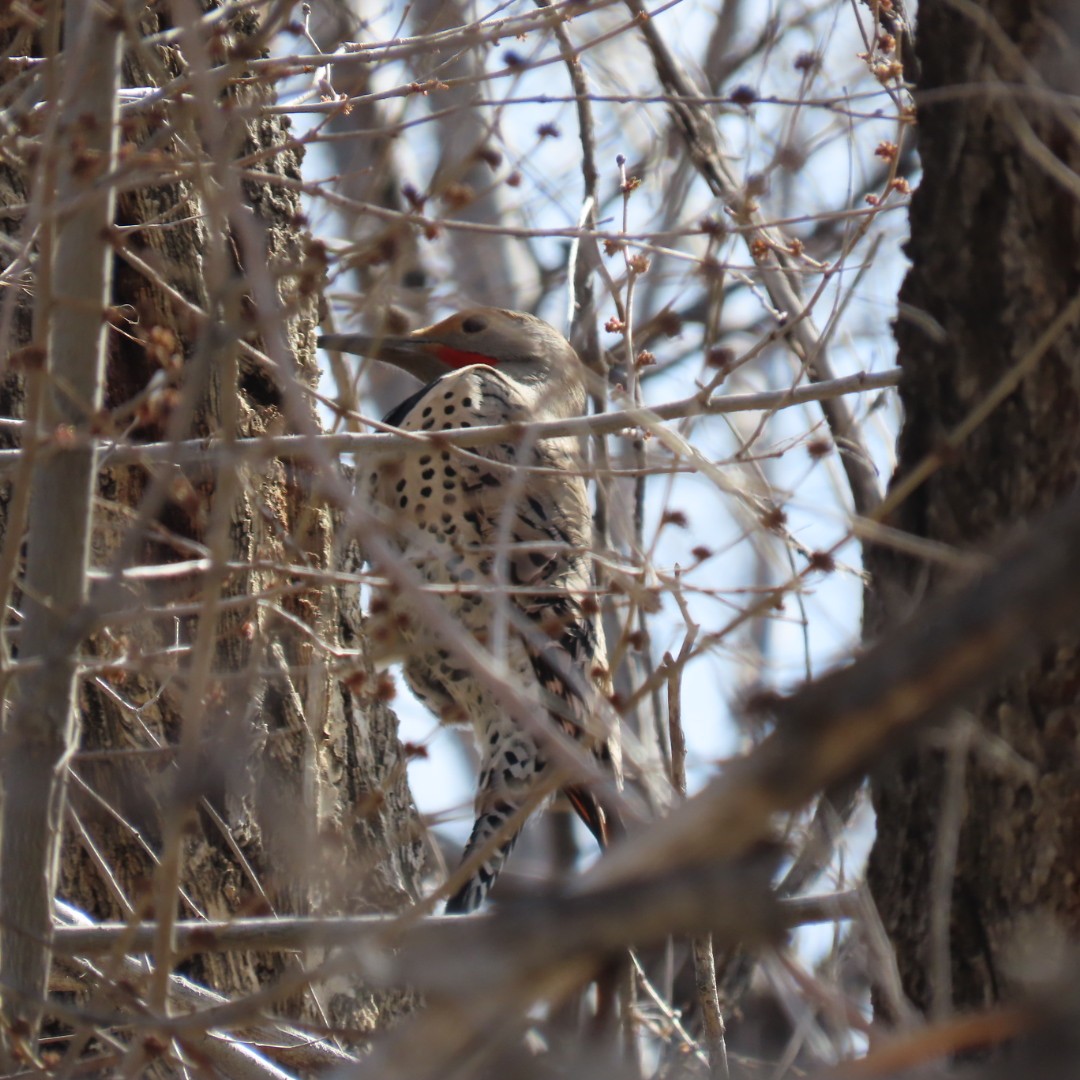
[
  {"left": 866, "top": 0, "right": 1080, "bottom": 1018},
  {"left": 0, "top": 5, "right": 425, "bottom": 1043}
]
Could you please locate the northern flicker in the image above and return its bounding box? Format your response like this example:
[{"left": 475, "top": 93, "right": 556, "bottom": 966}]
[{"left": 319, "top": 308, "right": 619, "bottom": 913}]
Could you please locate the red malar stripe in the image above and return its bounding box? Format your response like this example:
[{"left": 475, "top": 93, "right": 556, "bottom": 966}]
[{"left": 434, "top": 345, "right": 497, "bottom": 369}]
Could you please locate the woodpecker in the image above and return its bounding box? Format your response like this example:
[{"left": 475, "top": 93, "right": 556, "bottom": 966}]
[{"left": 319, "top": 308, "right": 619, "bottom": 913}]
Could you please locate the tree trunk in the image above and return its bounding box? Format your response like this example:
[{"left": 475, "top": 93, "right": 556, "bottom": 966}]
[
  {"left": 0, "top": 4, "right": 426, "bottom": 1049},
  {"left": 866, "top": 0, "right": 1080, "bottom": 1018}
]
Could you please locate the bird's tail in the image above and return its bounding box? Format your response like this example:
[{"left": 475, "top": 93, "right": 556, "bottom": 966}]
[
  {"left": 444, "top": 798, "right": 522, "bottom": 914},
  {"left": 562, "top": 783, "right": 624, "bottom": 848},
  {"left": 444, "top": 720, "right": 621, "bottom": 914},
  {"left": 445, "top": 780, "right": 622, "bottom": 913}
]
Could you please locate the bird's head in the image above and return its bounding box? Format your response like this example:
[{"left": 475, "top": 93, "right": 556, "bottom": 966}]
[{"left": 319, "top": 307, "right": 586, "bottom": 413}]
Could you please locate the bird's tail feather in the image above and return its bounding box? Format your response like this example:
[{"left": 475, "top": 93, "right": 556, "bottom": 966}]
[
  {"left": 562, "top": 783, "right": 624, "bottom": 847},
  {"left": 444, "top": 805, "right": 521, "bottom": 914}
]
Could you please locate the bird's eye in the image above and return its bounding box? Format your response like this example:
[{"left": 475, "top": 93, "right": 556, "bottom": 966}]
[{"left": 461, "top": 316, "right": 487, "bottom": 333}]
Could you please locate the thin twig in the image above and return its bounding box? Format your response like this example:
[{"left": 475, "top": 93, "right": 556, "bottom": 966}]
[
  {"left": 53, "top": 903, "right": 357, "bottom": 1077},
  {"left": 666, "top": 622, "right": 729, "bottom": 1080},
  {"left": 0, "top": 368, "right": 902, "bottom": 471},
  {"left": 52, "top": 890, "right": 857, "bottom": 958},
  {"left": 623, "top": 0, "right": 887, "bottom": 517},
  {"left": 587, "top": 486, "right": 1080, "bottom": 892},
  {"left": 929, "top": 717, "right": 973, "bottom": 1020}
]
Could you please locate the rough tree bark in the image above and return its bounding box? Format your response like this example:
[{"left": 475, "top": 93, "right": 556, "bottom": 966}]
[
  {"left": 0, "top": 3, "right": 426, "bottom": 1050},
  {"left": 866, "top": 0, "right": 1080, "bottom": 1018}
]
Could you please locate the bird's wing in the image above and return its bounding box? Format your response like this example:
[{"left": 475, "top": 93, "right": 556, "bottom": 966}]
[
  {"left": 458, "top": 370, "right": 619, "bottom": 843},
  {"left": 380, "top": 375, "right": 445, "bottom": 427}
]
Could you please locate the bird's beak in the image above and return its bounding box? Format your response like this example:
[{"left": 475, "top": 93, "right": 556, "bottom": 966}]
[{"left": 318, "top": 328, "right": 450, "bottom": 384}]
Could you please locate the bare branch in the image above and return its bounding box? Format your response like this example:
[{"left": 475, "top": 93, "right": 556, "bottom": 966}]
[
  {"left": 586, "top": 485, "right": 1080, "bottom": 892},
  {"left": 0, "top": 3, "right": 121, "bottom": 1043},
  {"left": 623, "top": 0, "right": 893, "bottom": 516},
  {"left": 0, "top": 367, "right": 901, "bottom": 470}
]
